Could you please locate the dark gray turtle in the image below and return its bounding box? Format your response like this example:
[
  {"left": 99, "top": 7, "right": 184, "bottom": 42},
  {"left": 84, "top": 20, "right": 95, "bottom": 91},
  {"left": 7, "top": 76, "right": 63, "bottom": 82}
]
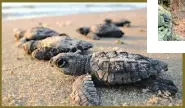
[
  {"left": 22, "top": 35, "right": 93, "bottom": 60},
  {"left": 76, "top": 22, "right": 124, "bottom": 40},
  {"left": 50, "top": 51, "right": 178, "bottom": 106},
  {"left": 14, "top": 26, "right": 60, "bottom": 47},
  {"left": 105, "top": 18, "right": 131, "bottom": 27}
]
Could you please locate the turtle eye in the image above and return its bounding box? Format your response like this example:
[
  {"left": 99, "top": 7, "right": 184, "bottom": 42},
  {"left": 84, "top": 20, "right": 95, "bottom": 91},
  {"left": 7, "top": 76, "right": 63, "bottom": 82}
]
[{"left": 57, "top": 58, "right": 67, "bottom": 68}]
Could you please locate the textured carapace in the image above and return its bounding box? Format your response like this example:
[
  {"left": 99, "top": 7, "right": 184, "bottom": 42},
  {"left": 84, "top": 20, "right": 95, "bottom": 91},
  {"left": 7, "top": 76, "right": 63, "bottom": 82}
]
[
  {"left": 23, "top": 36, "right": 93, "bottom": 60},
  {"left": 14, "top": 26, "right": 60, "bottom": 40},
  {"left": 14, "top": 26, "right": 60, "bottom": 47},
  {"left": 90, "top": 51, "right": 168, "bottom": 84}
]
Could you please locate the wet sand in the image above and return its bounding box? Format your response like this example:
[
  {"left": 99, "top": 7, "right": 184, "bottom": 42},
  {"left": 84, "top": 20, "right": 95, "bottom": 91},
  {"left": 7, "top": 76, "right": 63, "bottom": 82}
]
[{"left": 2, "top": 8, "right": 182, "bottom": 106}]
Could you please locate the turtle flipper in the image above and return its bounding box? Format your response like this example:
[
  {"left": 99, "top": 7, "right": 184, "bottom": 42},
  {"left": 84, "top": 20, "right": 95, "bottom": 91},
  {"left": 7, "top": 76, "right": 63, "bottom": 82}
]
[
  {"left": 70, "top": 75, "right": 100, "bottom": 106},
  {"left": 135, "top": 77, "right": 178, "bottom": 95},
  {"left": 17, "top": 37, "right": 27, "bottom": 48},
  {"left": 13, "top": 28, "right": 26, "bottom": 41},
  {"left": 125, "top": 22, "right": 131, "bottom": 27},
  {"left": 148, "top": 78, "right": 178, "bottom": 95},
  {"left": 87, "top": 32, "right": 100, "bottom": 40}
]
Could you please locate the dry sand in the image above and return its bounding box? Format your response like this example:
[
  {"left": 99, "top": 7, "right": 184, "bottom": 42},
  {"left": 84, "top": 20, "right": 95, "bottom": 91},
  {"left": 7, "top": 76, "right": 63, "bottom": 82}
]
[{"left": 2, "top": 8, "right": 182, "bottom": 106}]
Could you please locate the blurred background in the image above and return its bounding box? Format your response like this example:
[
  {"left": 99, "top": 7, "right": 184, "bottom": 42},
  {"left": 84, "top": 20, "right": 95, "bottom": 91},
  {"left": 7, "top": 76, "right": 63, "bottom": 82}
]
[{"left": 2, "top": 3, "right": 146, "bottom": 21}]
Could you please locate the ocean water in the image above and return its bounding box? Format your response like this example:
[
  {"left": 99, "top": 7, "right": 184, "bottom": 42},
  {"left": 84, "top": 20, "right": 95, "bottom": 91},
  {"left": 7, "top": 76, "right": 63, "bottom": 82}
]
[{"left": 2, "top": 3, "right": 146, "bottom": 20}]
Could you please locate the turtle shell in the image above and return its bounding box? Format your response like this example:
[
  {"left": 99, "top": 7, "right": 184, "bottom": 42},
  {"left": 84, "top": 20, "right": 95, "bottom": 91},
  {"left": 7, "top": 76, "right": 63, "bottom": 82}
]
[
  {"left": 14, "top": 26, "right": 60, "bottom": 41},
  {"left": 23, "top": 35, "right": 93, "bottom": 60},
  {"left": 90, "top": 51, "right": 168, "bottom": 85},
  {"left": 24, "top": 26, "right": 60, "bottom": 40},
  {"left": 38, "top": 36, "right": 93, "bottom": 51},
  {"left": 90, "top": 23, "right": 124, "bottom": 38}
]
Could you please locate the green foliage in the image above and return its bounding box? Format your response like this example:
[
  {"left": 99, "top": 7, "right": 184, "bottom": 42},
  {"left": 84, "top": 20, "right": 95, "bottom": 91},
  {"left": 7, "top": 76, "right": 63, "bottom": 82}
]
[
  {"left": 158, "top": 5, "right": 183, "bottom": 41},
  {"left": 158, "top": 0, "right": 171, "bottom": 9}
]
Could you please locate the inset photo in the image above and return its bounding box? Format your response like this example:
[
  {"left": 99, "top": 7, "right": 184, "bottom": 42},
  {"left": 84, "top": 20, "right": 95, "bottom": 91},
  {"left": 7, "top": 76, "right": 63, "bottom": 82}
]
[
  {"left": 158, "top": 0, "right": 185, "bottom": 41},
  {"left": 147, "top": 0, "right": 185, "bottom": 53}
]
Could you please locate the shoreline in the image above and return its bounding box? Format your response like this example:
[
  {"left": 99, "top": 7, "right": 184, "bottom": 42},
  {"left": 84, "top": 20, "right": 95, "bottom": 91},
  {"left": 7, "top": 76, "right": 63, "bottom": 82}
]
[{"left": 2, "top": 8, "right": 146, "bottom": 22}]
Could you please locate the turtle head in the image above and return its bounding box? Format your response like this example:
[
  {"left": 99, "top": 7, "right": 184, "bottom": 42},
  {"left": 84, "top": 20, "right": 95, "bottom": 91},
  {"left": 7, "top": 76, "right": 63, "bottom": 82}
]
[
  {"left": 13, "top": 28, "right": 26, "bottom": 41},
  {"left": 158, "top": 60, "right": 168, "bottom": 72},
  {"left": 76, "top": 40, "right": 93, "bottom": 51},
  {"left": 50, "top": 53, "right": 87, "bottom": 76},
  {"left": 22, "top": 40, "right": 38, "bottom": 54},
  {"left": 151, "top": 59, "right": 168, "bottom": 72},
  {"left": 104, "top": 18, "right": 112, "bottom": 24},
  {"left": 76, "top": 27, "right": 90, "bottom": 35}
]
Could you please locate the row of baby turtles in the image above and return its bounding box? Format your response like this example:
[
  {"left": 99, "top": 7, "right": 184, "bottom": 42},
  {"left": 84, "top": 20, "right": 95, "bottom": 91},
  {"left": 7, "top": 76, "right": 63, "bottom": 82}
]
[{"left": 14, "top": 18, "right": 178, "bottom": 106}]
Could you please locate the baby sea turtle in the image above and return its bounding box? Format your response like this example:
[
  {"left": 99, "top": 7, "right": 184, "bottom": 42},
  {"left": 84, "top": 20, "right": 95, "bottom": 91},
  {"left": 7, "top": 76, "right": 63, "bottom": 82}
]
[
  {"left": 22, "top": 35, "right": 93, "bottom": 60},
  {"left": 104, "top": 18, "right": 131, "bottom": 27},
  {"left": 50, "top": 51, "right": 178, "bottom": 106},
  {"left": 76, "top": 21, "right": 124, "bottom": 40},
  {"left": 14, "top": 26, "right": 60, "bottom": 47}
]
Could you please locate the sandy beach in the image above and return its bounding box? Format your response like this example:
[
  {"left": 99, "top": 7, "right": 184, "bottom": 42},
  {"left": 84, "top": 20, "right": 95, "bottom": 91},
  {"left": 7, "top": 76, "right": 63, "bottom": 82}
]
[{"left": 2, "top": 8, "right": 182, "bottom": 106}]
